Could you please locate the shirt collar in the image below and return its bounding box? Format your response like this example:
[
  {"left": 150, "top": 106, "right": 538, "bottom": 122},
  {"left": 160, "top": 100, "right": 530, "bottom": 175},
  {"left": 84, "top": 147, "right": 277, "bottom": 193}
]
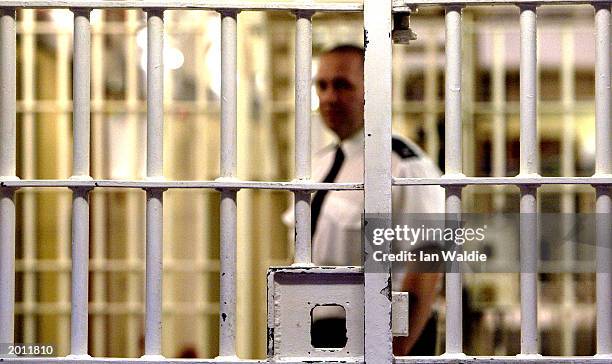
[{"left": 336, "top": 129, "right": 364, "bottom": 158}]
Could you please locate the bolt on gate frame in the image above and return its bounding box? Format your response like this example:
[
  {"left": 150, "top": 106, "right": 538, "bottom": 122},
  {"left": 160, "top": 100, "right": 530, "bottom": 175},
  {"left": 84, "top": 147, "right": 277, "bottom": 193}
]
[{"left": 0, "top": 0, "right": 611, "bottom": 363}]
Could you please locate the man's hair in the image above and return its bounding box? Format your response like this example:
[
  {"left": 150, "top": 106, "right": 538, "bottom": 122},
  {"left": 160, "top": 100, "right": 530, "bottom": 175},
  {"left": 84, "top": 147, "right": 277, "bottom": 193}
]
[{"left": 322, "top": 44, "right": 364, "bottom": 64}]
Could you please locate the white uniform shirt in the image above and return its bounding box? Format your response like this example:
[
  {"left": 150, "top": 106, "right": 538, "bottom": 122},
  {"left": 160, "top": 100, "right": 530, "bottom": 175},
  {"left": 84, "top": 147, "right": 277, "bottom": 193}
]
[{"left": 283, "top": 131, "right": 445, "bottom": 270}]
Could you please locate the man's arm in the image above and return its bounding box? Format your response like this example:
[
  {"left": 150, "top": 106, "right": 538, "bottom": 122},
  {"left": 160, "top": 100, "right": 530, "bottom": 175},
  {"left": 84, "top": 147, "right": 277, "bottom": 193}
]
[{"left": 392, "top": 271, "right": 442, "bottom": 355}]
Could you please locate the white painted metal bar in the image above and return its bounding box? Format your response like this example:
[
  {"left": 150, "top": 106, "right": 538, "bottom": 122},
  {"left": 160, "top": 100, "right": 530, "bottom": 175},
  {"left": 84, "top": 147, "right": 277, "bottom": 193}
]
[
  {"left": 144, "top": 8, "right": 165, "bottom": 359},
  {"left": 443, "top": 5, "right": 464, "bottom": 356},
  {"left": 594, "top": 4, "right": 612, "bottom": 357},
  {"left": 70, "top": 8, "right": 92, "bottom": 357},
  {"left": 0, "top": 9, "right": 16, "bottom": 178},
  {"left": 394, "top": 0, "right": 612, "bottom": 5},
  {"left": 4, "top": 0, "right": 612, "bottom": 9},
  {"left": 2, "top": 356, "right": 612, "bottom": 363},
  {"left": 20, "top": 8, "right": 37, "bottom": 345},
  {"left": 519, "top": 4, "right": 540, "bottom": 356},
  {"left": 293, "top": 10, "right": 313, "bottom": 266},
  {"left": 560, "top": 25, "right": 576, "bottom": 357},
  {"left": 492, "top": 27, "right": 506, "bottom": 211},
  {"left": 0, "top": 1, "right": 363, "bottom": 11},
  {"left": 363, "top": 0, "right": 393, "bottom": 362},
  {"left": 0, "top": 7, "right": 16, "bottom": 345},
  {"left": 2, "top": 177, "right": 612, "bottom": 189},
  {"left": 218, "top": 9, "right": 239, "bottom": 360}
]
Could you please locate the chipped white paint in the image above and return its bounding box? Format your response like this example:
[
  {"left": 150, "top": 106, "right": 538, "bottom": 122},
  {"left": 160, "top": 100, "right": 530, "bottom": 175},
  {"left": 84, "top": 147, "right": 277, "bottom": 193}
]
[
  {"left": 0, "top": 7, "right": 17, "bottom": 345},
  {"left": 363, "top": 0, "right": 394, "bottom": 363},
  {"left": 267, "top": 267, "right": 364, "bottom": 360}
]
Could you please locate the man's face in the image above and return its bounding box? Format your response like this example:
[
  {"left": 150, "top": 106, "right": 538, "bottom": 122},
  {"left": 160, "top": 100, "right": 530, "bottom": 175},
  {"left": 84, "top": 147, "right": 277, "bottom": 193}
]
[{"left": 315, "top": 52, "right": 364, "bottom": 140}]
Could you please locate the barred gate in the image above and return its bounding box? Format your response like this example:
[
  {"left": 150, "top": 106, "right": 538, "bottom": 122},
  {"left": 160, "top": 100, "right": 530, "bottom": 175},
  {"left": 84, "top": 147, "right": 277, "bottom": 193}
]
[{"left": 0, "top": 1, "right": 611, "bottom": 363}]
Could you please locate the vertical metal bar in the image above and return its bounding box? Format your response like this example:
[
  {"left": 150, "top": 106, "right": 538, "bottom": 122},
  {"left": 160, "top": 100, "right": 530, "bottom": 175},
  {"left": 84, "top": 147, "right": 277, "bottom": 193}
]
[
  {"left": 519, "top": 5, "right": 540, "bottom": 356},
  {"left": 0, "top": 7, "right": 17, "bottom": 345},
  {"left": 72, "top": 9, "right": 91, "bottom": 179},
  {"left": 162, "top": 10, "right": 175, "bottom": 356},
  {"left": 519, "top": 7, "right": 538, "bottom": 178},
  {"left": 594, "top": 4, "right": 612, "bottom": 357},
  {"left": 443, "top": 5, "right": 464, "bottom": 356},
  {"left": 0, "top": 190, "right": 15, "bottom": 344},
  {"left": 595, "top": 189, "right": 611, "bottom": 356},
  {"left": 293, "top": 10, "right": 313, "bottom": 266},
  {"left": 560, "top": 25, "right": 576, "bottom": 357},
  {"left": 492, "top": 27, "right": 506, "bottom": 211},
  {"left": 0, "top": 9, "right": 16, "bottom": 180},
  {"left": 20, "top": 8, "right": 37, "bottom": 345},
  {"left": 218, "top": 10, "right": 238, "bottom": 359},
  {"left": 70, "top": 8, "right": 92, "bottom": 357},
  {"left": 363, "top": 0, "right": 392, "bottom": 362},
  {"left": 144, "top": 8, "right": 164, "bottom": 358}
]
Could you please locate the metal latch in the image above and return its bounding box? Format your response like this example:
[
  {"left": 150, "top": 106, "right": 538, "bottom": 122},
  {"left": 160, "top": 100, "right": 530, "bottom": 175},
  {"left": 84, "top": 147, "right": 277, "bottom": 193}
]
[{"left": 392, "top": 291, "right": 410, "bottom": 336}]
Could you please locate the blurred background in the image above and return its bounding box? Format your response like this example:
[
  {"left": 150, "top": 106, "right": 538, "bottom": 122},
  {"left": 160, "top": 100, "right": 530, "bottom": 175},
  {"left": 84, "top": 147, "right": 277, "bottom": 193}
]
[{"left": 10, "top": 0, "right": 600, "bottom": 359}]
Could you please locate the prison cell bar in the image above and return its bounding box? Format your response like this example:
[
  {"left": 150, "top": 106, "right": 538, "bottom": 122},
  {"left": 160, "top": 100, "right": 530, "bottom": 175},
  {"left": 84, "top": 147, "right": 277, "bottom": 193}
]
[
  {"left": 594, "top": 4, "right": 612, "bottom": 357},
  {"left": 518, "top": 5, "right": 540, "bottom": 356},
  {"left": 0, "top": 7, "right": 17, "bottom": 346},
  {"left": 70, "top": 8, "right": 93, "bottom": 357},
  {"left": 0, "top": 2, "right": 611, "bottom": 364},
  {"left": 218, "top": 9, "right": 239, "bottom": 359},
  {"left": 442, "top": 5, "right": 465, "bottom": 356},
  {"left": 293, "top": 10, "right": 313, "bottom": 266},
  {"left": 144, "top": 8, "right": 165, "bottom": 359},
  {"left": 363, "top": 0, "right": 393, "bottom": 362}
]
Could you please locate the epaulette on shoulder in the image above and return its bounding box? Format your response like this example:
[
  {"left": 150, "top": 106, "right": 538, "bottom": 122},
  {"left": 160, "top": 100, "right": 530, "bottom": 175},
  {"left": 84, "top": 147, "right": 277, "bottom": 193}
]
[{"left": 392, "top": 137, "right": 418, "bottom": 159}]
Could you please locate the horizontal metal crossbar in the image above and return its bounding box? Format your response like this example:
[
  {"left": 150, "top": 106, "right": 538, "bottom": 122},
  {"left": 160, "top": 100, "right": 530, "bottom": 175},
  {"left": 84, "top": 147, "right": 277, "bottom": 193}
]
[
  {"left": 0, "top": 179, "right": 362, "bottom": 191},
  {"left": 1, "top": 177, "right": 610, "bottom": 190},
  {"left": 396, "top": 357, "right": 612, "bottom": 363},
  {"left": 394, "top": 176, "right": 612, "bottom": 186},
  {"left": 1, "top": 0, "right": 610, "bottom": 10},
  {"left": 3, "top": 356, "right": 612, "bottom": 363},
  {"left": 0, "top": 1, "right": 362, "bottom": 12},
  {"left": 394, "top": 0, "right": 612, "bottom": 7}
]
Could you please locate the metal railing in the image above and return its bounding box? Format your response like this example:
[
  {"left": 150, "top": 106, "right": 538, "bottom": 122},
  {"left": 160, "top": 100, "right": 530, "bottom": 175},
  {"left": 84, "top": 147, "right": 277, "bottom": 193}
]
[{"left": 0, "top": 0, "right": 611, "bottom": 363}]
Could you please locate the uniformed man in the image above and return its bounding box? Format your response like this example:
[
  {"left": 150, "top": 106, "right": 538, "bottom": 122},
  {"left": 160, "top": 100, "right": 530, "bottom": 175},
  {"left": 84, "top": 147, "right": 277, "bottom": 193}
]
[{"left": 284, "top": 45, "right": 445, "bottom": 355}]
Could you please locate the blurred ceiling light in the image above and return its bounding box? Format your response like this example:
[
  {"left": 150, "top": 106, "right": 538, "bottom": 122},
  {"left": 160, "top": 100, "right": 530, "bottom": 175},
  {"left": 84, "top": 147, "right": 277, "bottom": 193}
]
[
  {"left": 49, "top": 9, "right": 72, "bottom": 28},
  {"left": 205, "top": 14, "right": 221, "bottom": 98},
  {"left": 90, "top": 9, "right": 102, "bottom": 25},
  {"left": 50, "top": 9, "right": 102, "bottom": 26},
  {"left": 136, "top": 27, "right": 185, "bottom": 71}
]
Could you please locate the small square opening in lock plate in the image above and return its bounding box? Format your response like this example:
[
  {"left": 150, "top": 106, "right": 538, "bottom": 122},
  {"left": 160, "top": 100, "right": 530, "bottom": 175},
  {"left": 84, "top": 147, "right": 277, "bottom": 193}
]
[{"left": 310, "top": 304, "right": 347, "bottom": 349}]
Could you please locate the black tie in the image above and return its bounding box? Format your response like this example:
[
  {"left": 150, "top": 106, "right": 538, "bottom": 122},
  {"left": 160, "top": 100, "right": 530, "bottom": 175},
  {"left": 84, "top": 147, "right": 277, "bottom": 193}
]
[{"left": 311, "top": 146, "right": 345, "bottom": 237}]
